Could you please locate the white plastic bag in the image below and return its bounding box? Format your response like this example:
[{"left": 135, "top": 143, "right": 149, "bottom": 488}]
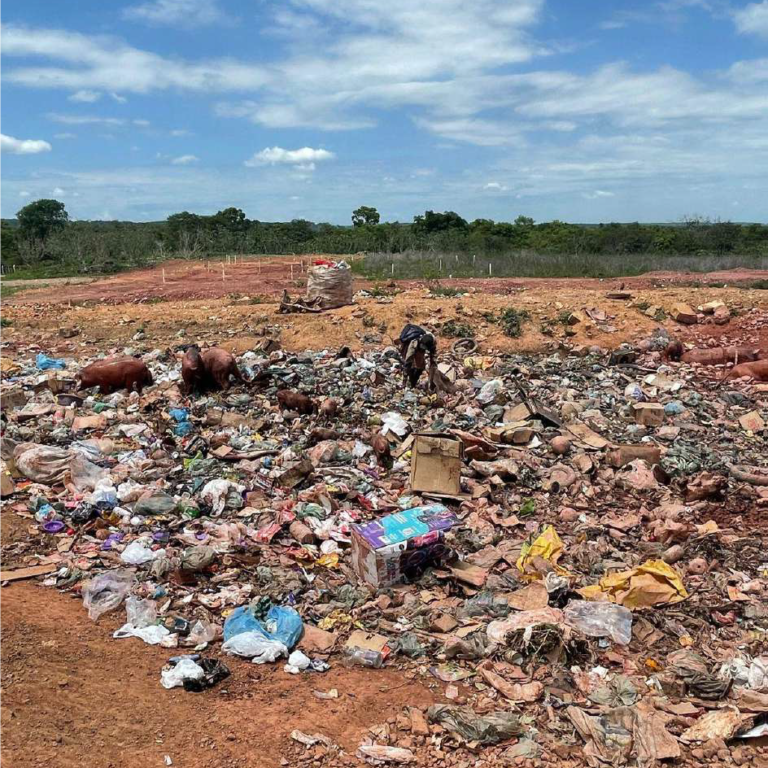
[
  {"left": 477, "top": 379, "right": 504, "bottom": 405},
  {"left": 120, "top": 541, "right": 163, "bottom": 565},
  {"left": 564, "top": 601, "right": 633, "bottom": 645},
  {"left": 284, "top": 650, "right": 311, "bottom": 674},
  {"left": 221, "top": 631, "right": 288, "bottom": 664},
  {"left": 114, "top": 623, "right": 170, "bottom": 645},
  {"left": 381, "top": 412, "right": 409, "bottom": 437},
  {"left": 161, "top": 658, "right": 204, "bottom": 689},
  {"left": 125, "top": 596, "right": 157, "bottom": 628},
  {"left": 201, "top": 478, "right": 245, "bottom": 516},
  {"left": 82, "top": 569, "right": 135, "bottom": 621}
]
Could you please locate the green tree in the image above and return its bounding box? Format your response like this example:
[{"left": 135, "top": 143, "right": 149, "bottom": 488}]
[
  {"left": 352, "top": 206, "right": 381, "bottom": 227},
  {"left": 1, "top": 222, "right": 20, "bottom": 264},
  {"left": 16, "top": 199, "right": 69, "bottom": 261},
  {"left": 413, "top": 210, "right": 468, "bottom": 234}
]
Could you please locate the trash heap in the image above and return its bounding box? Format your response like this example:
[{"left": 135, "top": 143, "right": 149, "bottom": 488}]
[{"left": 2, "top": 334, "right": 768, "bottom": 767}]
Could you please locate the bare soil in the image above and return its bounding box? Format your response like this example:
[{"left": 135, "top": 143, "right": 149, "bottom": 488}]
[{"left": 0, "top": 581, "right": 437, "bottom": 768}]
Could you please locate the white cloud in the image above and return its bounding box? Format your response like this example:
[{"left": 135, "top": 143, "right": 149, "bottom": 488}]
[
  {"left": 171, "top": 154, "right": 199, "bottom": 165},
  {"left": 582, "top": 190, "right": 615, "bottom": 199},
  {"left": 48, "top": 113, "right": 126, "bottom": 126},
  {"left": 1, "top": 133, "right": 52, "bottom": 154},
  {"left": 123, "top": 0, "right": 230, "bottom": 28},
  {"left": 170, "top": 128, "right": 192, "bottom": 136},
  {"left": 110, "top": 92, "right": 128, "bottom": 103},
  {"left": 133, "top": 119, "right": 151, "bottom": 127},
  {"left": 52, "top": 187, "right": 66, "bottom": 195},
  {"left": 3, "top": 25, "right": 269, "bottom": 93},
  {"left": 245, "top": 146, "right": 335, "bottom": 170},
  {"left": 484, "top": 182, "right": 509, "bottom": 191},
  {"left": 54, "top": 132, "right": 77, "bottom": 139},
  {"left": 734, "top": 1, "right": 768, "bottom": 37},
  {"left": 19, "top": 191, "right": 31, "bottom": 198},
  {"left": 68, "top": 89, "right": 101, "bottom": 102}
]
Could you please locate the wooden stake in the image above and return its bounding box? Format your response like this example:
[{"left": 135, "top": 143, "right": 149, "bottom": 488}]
[
  {"left": 391, "top": 262, "right": 395, "bottom": 275},
  {"left": 162, "top": 268, "right": 166, "bottom": 284},
  {"left": 489, "top": 263, "right": 492, "bottom": 276}
]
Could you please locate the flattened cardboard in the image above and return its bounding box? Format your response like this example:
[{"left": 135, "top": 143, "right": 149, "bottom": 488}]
[{"left": 410, "top": 432, "right": 463, "bottom": 495}]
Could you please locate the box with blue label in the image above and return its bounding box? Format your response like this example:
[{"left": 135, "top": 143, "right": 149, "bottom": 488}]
[{"left": 350, "top": 504, "right": 458, "bottom": 588}]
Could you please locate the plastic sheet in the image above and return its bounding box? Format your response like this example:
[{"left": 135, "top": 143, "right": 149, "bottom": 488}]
[{"left": 82, "top": 569, "right": 134, "bottom": 621}]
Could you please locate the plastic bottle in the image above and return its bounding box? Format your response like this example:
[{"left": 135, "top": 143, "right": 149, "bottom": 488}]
[{"left": 343, "top": 647, "right": 384, "bottom": 668}]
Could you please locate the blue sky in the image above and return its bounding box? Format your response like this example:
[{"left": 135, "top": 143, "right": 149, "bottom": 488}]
[{"left": 2, "top": 0, "right": 767, "bottom": 223}]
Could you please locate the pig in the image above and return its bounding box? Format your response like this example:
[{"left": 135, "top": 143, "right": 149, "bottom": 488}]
[
  {"left": 319, "top": 397, "right": 338, "bottom": 418},
  {"left": 722, "top": 359, "right": 768, "bottom": 383},
  {"left": 277, "top": 389, "right": 316, "bottom": 415},
  {"left": 181, "top": 345, "right": 244, "bottom": 393},
  {"left": 662, "top": 340, "right": 684, "bottom": 362},
  {"left": 370, "top": 431, "right": 391, "bottom": 465},
  {"left": 681, "top": 346, "right": 762, "bottom": 366},
  {"left": 77, "top": 357, "right": 153, "bottom": 395}
]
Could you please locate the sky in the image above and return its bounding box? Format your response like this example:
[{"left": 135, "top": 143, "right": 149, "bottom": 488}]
[{"left": 1, "top": 0, "right": 768, "bottom": 224}]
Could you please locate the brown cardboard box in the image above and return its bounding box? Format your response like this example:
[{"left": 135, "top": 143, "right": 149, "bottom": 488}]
[
  {"left": 632, "top": 403, "right": 665, "bottom": 427},
  {"left": 410, "top": 432, "right": 463, "bottom": 495}
]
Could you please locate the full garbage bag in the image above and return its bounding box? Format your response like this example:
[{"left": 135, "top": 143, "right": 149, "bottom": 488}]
[
  {"left": 82, "top": 569, "right": 134, "bottom": 621},
  {"left": 161, "top": 658, "right": 205, "bottom": 689},
  {"left": 222, "top": 605, "right": 303, "bottom": 663},
  {"left": 134, "top": 492, "right": 177, "bottom": 516},
  {"left": 13, "top": 444, "right": 71, "bottom": 485},
  {"left": 121, "top": 541, "right": 165, "bottom": 565},
  {"left": 306, "top": 260, "right": 353, "bottom": 309}
]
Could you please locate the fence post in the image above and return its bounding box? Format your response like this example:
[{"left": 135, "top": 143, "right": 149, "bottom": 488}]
[{"left": 489, "top": 263, "right": 492, "bottom": 276}]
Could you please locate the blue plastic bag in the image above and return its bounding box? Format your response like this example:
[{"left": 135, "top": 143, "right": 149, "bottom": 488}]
[
  {"left": 174, "top": 421, "right": 194, "bottom": 437},
  {"left": 36, "top": 353, "right": 66, "bottom": 370},
  {"left": 169, "top": 408, "right": 189, "bottom": 422},
  {"left": 223, "top": 604, "right": 303, "bottom": 648}
]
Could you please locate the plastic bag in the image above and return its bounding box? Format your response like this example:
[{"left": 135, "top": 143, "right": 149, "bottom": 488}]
[
  {"left": 161, "top": 658, "right": 204, "bottom": 689},
  {"left": 201, "top": 479, "right": 244, "bottom": 516},
  {"left": 117, "top": 479, "right": 145, "bottom": 503},
  {"left": 381, "top": 412, "right": 409, "bottom": 438},
  {"left": 82, "top": 569, "right": 134, "bottom": 621},
  {"left": 284, "top": 650, "right": 311, "bottom": 674},
  {"left": 121, "top": 540, "right": 163, "bottom": 565},
  {"left": 36, "top": 353, "right": 66, "bottom": 370},
  {"left": 477, "top": 379, "right": 504, "bottom": 405},
  {"left": 427, "top": 705, "right": 524, "bottom": 745},
  {"left": 69, "top": 454, "right": 109, "bottom": 492},
  {"left": 222, "top": 605, "right": 303, "bottom": 663},
  {"left": 114, "top": 623, "right": 170, "bottom": 645},
  {"left": 14, "top": 444, "right": 71, "bottom": 485},
  {"left": 181, "top": 546, "right": 216, "bottom": 572},
  {"left": 125, "top": 596, "right": 157, "bottom": 628},
  {"left": 221, "top": 631, "right": 288, "bottom": 663},
  {"left": 133, "top": 492, "right": 176, "bottom": 516},
  {"left": 564, "top": 601, "right": 633, "bottom": 645},
  {"left": 306, "top": 261, "right": 353, "bottom": 309},
  {"left": 186, "top": 619, "right": 218, "bottom": 646}
]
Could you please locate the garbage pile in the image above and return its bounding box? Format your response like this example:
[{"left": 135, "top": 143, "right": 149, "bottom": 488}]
[{"left": 2, "top": 331, "right": 768, "bottom": 767}]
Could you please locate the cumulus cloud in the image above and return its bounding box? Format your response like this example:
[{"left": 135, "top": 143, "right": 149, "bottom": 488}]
[
  {"left": 244, "top": 146, "right": 335, "bottom": 171},
  {"left": 19, "top": 191, "right": 31, "bottom": 198},
  {"left": 734, "top": 1, "right": 768, "bottom": 37},
  {"left": 52, "top": 187, "right": 66, "bottom": 195},
  {"left": 1, "top": 133, "right": 52, "bottom": 154},
  {"left": 123, "top": 0, "right": 230, "bottom": 28},
  {"left": 68, "top": 89, "right": 101, "bottom": 102},
  {"left": 171, "top": 154, "right": 199, "bottom": 165},
  {"left": 484, "top": 182, "right": 509, "bottom": 191}
]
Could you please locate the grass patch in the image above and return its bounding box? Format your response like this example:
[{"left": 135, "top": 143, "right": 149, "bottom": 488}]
[
  {"left": 441, "top": 319, "right": 475, "bottom": 338},
  {"left": 1, "top": 317, "right": 12, "bottom": 327},
  {"left": 743, "top": 279, "right": 768, "bottom": 289},
  {"left": 428, "top": 282, "right": 464, "bottom": 298},
  {"left": 499, "top": 308, "right": 531, "bottom": 338}
]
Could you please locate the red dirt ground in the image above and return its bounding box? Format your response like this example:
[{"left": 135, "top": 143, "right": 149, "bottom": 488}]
[
  {"left": 0, "top": 579, "right": 437, "bottom": 768},
  {"left": 5, "top": 257, "right": 768, "bottom": 305}
]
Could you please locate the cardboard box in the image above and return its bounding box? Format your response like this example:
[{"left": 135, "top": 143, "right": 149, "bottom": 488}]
[
  {"left": 632, "top": 403, "right": 665, "bottom": 427},
  {"left": 350, "top": 504, "right": 458, "bottom": 588},
  {"left": 410, "top": 432, "right": 463, "bottom": 495}
]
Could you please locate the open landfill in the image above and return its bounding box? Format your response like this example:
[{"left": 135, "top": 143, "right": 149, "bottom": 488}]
[{"left": 2, "top": 263, "right": 768, "bottom": 768}]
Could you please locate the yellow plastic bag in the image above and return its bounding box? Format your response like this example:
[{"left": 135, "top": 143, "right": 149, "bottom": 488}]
[
  {"left": 579, "top": 559, "right": 688, "bottom": 609},
  {"left": 516, "top": 525, "right": 568, "bottom": 582}
]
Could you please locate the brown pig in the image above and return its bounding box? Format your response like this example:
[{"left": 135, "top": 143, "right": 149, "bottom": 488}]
[
  {"left": 77, "top": 357, "right": 153, "bottom": 395},
  {"left": 370, "top": 431, "right": 391, "bottom": 465},
  {"left": 200, "top": 347, "right": 244, "bottom": 391},
  {"left": 182, "top": 345, "right": 244, "bottom": 392},
  {"left": 722, "top": 359, "right": 768, "bottom": 383},
  {"left": 319, "top": 397, "right": 338, "bottom": 418},
  {"left": 277, "top": 389, "right": 316, "bottom": 415}
]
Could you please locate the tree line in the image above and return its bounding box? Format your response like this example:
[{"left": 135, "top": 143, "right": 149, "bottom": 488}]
[{"left": 2, "top": 199, "right": 767, "bottom": 277}]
